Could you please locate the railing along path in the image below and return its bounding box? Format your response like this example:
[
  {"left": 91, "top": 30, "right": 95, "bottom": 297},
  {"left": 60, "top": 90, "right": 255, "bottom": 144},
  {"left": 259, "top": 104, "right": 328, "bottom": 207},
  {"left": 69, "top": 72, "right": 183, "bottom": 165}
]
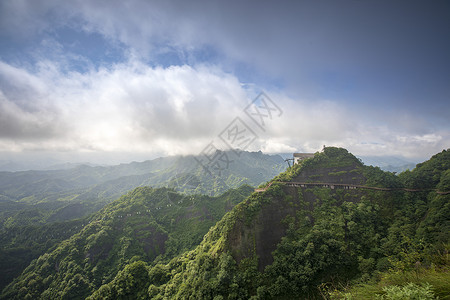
[{"left": 255, "top": 181, "right": 449, "bottom": 195}]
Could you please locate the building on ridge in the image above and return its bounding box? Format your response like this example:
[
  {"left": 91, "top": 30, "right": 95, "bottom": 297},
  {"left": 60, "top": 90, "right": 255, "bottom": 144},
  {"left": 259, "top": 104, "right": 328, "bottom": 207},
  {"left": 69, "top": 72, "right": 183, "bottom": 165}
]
[{"left": 293, "top": 153, "right": 315, "bottom": 164}]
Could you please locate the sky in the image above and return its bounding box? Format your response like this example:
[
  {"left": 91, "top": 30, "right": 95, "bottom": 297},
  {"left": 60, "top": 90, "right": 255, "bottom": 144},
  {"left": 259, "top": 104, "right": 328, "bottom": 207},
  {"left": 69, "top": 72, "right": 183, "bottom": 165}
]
[{"left": 0, "top": 0, "right": 449, "bottom": 166}]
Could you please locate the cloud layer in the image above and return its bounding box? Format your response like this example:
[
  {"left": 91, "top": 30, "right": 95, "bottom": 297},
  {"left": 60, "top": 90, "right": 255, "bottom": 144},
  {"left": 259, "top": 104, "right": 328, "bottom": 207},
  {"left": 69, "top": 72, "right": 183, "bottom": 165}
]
[
  {"left": 0, "top": 0, "right": 449, "bottom": 163},
  {"left": 0, "top": 59, "right": 447, "bottom": 160}
]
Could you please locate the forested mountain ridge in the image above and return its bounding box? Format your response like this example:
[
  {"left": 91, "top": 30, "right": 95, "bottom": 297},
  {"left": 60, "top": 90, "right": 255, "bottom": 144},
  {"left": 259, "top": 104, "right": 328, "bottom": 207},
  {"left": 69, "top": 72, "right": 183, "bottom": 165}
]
[
  {"left": 0, "top": 219, "right": 85, "bottom": 292},
  {"left": 0, "top": 151, "right": 283, "bottom": 294},
  {"left": 1, "top": 185, "right": 253, "bottom": 299},
  {"left": 0, "top": 151, "right": 286, "bottom": 228},
  {"left": 82, "top": 147, "right": 448, "bottom": 299}
]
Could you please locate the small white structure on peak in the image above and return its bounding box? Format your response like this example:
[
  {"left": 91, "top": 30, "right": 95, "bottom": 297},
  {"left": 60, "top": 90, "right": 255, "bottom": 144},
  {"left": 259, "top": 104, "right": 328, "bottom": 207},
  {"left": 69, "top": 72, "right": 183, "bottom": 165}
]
[{"left": 293, "top": 153, "right": 315, "bottom": 164}]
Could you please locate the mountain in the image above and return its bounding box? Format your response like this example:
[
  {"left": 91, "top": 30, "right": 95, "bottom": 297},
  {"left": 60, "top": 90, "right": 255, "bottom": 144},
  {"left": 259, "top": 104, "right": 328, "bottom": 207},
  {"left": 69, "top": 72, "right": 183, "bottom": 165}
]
[
  {"left": 0, "top": 150, "right": 284, "bottom": 294},
  {"left": 2, "top": 147, "right": 448, "bottom": 299},
  {"left": 80, "top": 147, "right": 449, "bottom": 299},
  {"left": 358, "top": 155, "right": 418, "bottom": 173},
  {"left": 0, "top": 151, "right": 286, "bottom": 228},
  {"left": 0, "top": 185, "right": 253, "bottom": 299},
  {"left": 277, "top": 153, "right": 418, "bottom": 173}
]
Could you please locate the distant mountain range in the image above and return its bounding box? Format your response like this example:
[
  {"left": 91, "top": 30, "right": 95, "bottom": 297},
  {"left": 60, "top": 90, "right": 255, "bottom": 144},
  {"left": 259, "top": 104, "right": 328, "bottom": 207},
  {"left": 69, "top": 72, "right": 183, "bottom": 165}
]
[
  {"left": 357, "top": 155, "right": 418, "bottom": 173},
  {"left": 0, "top": 151, "right": 286, "bottom": 227},
  {"left": 1, "top": 152, "right": 419, "bottom": 173},
  {"left": 0, "top": 160, "right": 102, "bottom": 172}
]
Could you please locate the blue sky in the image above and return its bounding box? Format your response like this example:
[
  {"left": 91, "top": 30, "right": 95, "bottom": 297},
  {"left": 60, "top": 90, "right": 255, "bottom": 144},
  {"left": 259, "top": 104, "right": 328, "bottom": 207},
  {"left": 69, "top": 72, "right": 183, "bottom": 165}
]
[{"left": 0, "top": 0, "right": 449, "bottom": 165}]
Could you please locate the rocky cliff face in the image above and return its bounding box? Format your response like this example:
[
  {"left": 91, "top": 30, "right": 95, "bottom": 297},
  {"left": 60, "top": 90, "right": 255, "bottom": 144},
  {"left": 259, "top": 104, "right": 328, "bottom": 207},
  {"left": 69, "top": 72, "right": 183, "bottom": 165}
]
[{"left": 227, "top": 149, "right": 368, "bottom": 271}]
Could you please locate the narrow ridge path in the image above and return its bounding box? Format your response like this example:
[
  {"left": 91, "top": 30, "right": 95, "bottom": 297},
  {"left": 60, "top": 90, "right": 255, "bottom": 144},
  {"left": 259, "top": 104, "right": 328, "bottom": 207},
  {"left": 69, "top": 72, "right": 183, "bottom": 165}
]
[{"left": 255, "top": 181, "right": 449, "bottom": 194}]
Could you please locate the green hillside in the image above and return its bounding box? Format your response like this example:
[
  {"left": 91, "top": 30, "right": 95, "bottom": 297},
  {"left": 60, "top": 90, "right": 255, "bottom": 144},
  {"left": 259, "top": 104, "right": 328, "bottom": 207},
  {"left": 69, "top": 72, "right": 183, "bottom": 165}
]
[
  {"left": 82, "top": 147, "right": 448, "bottom": 299},
  {"left": 0, "top": 185, "right": 253, "bottom": 299},
  {"left": 0, "top": 219, "right": 85, "bottom": 292}
]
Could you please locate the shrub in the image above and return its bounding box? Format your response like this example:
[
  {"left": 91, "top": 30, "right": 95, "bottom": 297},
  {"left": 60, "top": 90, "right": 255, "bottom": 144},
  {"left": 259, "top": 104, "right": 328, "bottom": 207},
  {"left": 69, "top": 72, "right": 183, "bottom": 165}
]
[{"left": 377, "top": 283, "right": 436, "bottom": 300}]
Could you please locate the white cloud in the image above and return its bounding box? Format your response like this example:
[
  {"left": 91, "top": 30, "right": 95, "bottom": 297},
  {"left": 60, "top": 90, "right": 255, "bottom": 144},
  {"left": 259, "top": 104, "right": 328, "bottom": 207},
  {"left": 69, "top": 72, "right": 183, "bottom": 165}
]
[
  {"left": 0, "top": 60, "right": 248, "bottom": 155},
  {"left": 0, "top": 57, "right": 449, "bottom": 162}
]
